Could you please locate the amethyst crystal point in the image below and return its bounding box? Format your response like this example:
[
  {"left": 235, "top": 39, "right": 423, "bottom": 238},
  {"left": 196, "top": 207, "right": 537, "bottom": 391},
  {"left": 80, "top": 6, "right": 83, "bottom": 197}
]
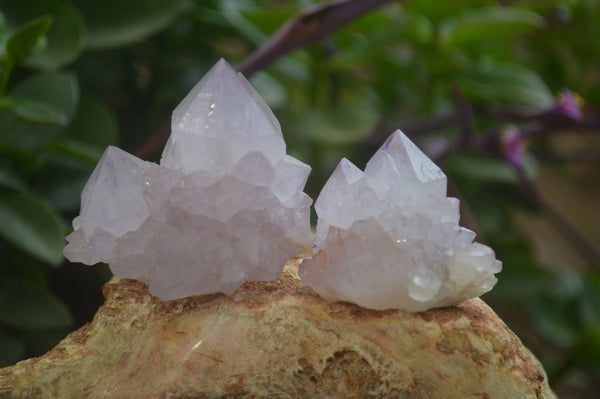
[
  {"left": 300, "top": 130, "right": 501, "bottom": 312},
  {"left": 162, "top": 59, "right": 286, "bottom": 173},
  {"left": 64, "top": 59, "right": 312, "bottom": 300}
]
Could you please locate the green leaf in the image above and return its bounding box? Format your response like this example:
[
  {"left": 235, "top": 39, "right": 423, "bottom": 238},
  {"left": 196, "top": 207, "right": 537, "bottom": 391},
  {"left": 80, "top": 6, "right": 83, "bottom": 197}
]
[
  {"left": 26, "top": 3, "right": 86, "bottom": 70},
  {"left": 75, "top": 0, "right": 185, "bottom": 49},
  {"left": 0, "top": 190, "right": 65, "bottom": 265},
  {"left": 34, "top": 95, "right": 116, "bottom": 210},
  {"left": 46, "top": 137, "right": 104, "bottom": 165},
  {"left": 440, "top": 7, "right": 544, "bottom": 48},
  {"left": 5, "top": 15, "right": 51, "bottom": 67},
  {"left": 0, "top": 72, "right": 79, "bottom": 151},
  {"left": 1, "top": 0, "right": 86, "bottom": 69},
  {"left": 404, "top": 0, "right": 475, "bottom": 23},
  {"left": 33, "top": 165, "right": 90, "bottom": 213},
  {"left": 0, "top": 277, "right": 72, "bottom": 329},
  {"left": 1, "top": 96, "right": 67, "bottom": 125},
  {"left": 28, "top": 149, "right": 93, "bottom": 212},
  {"left": 10, "top": 73, "right": 78, "bottom": 118},
  {"left": 0, "top": 12, "right": 10, "bottom": 51},
  {"left": 63, "top": 94, "right": 119, "bottom": 149},
  {"left": 240, "top": 5, "right": 299, "bottom": 35},
  {"left": 457, "top": 61, "right": 554, "bottom": 109},
  {"left": 299, "top": 100, "right": 379, "bottom": 145},
  {"left": 0, "top": 162, "right": 26, "bottom": 190},
  {"left": 582, "top": 273, "right": 600, "bottom": 328},
  {"left": 528, "top": 285, "right": 581, "bottom": 347},
  {"left": 0, "top": 242, "right": 47, "bottom": 284},
  {"left": 445, "top": 153, "right": 519, "bottom": 183},
  {"left": 21, "top": 328, "right": 71, "bottom": 359},
  {"left": 220, "top": 0, "right": 268, "bottom": 45},
  {"left": 0, "top": 333, "right": 25, "bottom": 367},
  {"left": 250, "top": 71, "right": 288, "bottom": 109}
]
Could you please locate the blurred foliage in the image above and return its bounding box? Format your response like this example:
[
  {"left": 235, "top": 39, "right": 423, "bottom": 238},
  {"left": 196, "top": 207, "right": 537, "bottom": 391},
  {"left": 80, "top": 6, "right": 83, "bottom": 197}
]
[{"left": 0, "top": 0, "right": 598, "bottom": 397}]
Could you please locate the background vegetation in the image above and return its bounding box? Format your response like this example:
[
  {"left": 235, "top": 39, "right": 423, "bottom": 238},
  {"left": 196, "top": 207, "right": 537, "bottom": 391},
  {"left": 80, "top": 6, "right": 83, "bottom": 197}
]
[{"left": 0, "top": 0, "right": 598, "bottom": 397}]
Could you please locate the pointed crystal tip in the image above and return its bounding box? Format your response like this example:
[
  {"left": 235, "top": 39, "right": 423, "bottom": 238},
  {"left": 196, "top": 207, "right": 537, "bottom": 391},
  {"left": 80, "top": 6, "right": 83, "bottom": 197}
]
[
  {"left": 161, "top": 58, "right": 286, "bottom": 173},
  {"left": 375, "top": 130, "right": 445, "bottom": 184},
  {"left": 171, "top": 59, "right": 238, "bottom": 128}
]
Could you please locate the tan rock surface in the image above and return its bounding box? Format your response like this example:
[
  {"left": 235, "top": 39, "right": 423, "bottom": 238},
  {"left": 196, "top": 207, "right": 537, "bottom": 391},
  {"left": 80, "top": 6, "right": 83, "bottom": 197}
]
[{"left": 0, "top": 259, "right": 555, "bottom": 398}]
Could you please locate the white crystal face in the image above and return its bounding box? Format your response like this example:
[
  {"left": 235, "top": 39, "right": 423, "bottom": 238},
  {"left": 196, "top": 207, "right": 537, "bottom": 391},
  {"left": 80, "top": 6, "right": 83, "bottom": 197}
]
[
  {"left": 162, "top": 59, "right": 286, "bottom": 174},
  {"left": 300, "top": 130, "right": 502, "bottom": 312},
  {"left": 64, "top": 59, "right": 312, "bottom": 300}
]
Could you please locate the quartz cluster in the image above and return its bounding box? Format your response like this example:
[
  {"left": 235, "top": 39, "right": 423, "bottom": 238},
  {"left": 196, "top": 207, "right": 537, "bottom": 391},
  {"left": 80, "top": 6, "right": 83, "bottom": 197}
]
[
  {"left": 64, "top": 58, "right": 501, "bottom": 311},
  {"left": 299, "top": 131, "right": 502, "bottom": 311},
  {"left": 63, "top": 59, "right": 312, "bottom": 300}
]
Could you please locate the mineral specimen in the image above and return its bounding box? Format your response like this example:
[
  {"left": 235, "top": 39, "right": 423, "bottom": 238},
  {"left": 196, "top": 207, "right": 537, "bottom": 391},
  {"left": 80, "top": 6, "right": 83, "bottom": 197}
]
[
  {"left": 300, "top": 130, "right": 502, "bottom": 311},
  {"left": 63, "top": 59, "right": 312, "bottom": 300},
  {"left": 0, "top": 259, "right": 556, "bottom": 399}
]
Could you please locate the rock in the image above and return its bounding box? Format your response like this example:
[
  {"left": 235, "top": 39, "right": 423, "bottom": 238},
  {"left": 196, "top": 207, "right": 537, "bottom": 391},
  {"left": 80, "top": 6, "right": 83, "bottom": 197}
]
[{"left": 0, "top": 259, "right": 555, "bottom": 399}]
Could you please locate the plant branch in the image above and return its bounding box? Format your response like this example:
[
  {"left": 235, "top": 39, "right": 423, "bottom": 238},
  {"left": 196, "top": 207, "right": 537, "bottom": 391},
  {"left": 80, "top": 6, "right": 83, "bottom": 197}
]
[
  {"left": 404, "top": 112, "right": 458, "bottom": 136},
  {"left": 134, "top": 121, "right": 170, "bottom": 159},
  {"left": 543, "top": 150, "right": 600, "bottom": 163},
  {"left": 451, "top": 83, "right": 477, "bottom": 147},
  {"left": 485, "top": 103, "right": 600, "bottom": 137},
  {"left": 238, "top": 0, "right": 396, "bottom": 78},
  {"left": 134, "top": 0, "right": 396, "bottom": 159}
]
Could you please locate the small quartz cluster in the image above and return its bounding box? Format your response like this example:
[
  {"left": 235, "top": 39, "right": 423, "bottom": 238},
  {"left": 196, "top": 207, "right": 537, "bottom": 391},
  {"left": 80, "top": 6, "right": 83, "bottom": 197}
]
[
  {"left": 63, "top": 59, "right": 312, "bottom": 300},
  {"left": 299, "top": 131, "right": 502, "bottom": 311}
]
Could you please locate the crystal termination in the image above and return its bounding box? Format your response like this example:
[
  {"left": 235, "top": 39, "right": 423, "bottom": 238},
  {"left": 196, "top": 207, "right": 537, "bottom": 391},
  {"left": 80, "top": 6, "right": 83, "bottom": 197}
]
[
  {"left": 299, "top": 130, "right": 502, "bottom": 311},
  {"left": 64, "top": 59, "right": 312, "bottom": 300}
]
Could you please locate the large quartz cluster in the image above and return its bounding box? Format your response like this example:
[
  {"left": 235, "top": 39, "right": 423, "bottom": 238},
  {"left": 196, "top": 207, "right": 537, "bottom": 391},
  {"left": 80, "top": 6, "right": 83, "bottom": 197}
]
[
  {"left": 63, "top": 59, "right": 312, "bottom": 300},
  {"left": 299, "top": 131, "right": 501, "bottom": 311}
]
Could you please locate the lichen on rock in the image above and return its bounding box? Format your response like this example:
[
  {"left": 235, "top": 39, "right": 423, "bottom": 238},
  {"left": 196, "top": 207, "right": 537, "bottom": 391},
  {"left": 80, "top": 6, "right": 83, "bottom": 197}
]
[{"left": 0, "top": 259, "right": 555, "bottom": 399}]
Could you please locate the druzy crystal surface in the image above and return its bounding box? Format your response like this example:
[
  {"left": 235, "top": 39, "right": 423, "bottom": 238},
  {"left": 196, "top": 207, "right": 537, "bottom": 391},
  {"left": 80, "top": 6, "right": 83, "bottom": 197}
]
[
  {"left": 64, "top": 59, "right": 312, "bottom": 300},
  {"left": 299, "top": 130, "right": 501, "bottom": 311}
]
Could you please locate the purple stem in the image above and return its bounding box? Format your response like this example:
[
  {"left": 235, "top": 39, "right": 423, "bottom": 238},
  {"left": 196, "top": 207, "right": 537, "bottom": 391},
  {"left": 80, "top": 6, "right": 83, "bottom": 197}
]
[{"left": 238, "top": 0, "right": 396, "bottom": 77}]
